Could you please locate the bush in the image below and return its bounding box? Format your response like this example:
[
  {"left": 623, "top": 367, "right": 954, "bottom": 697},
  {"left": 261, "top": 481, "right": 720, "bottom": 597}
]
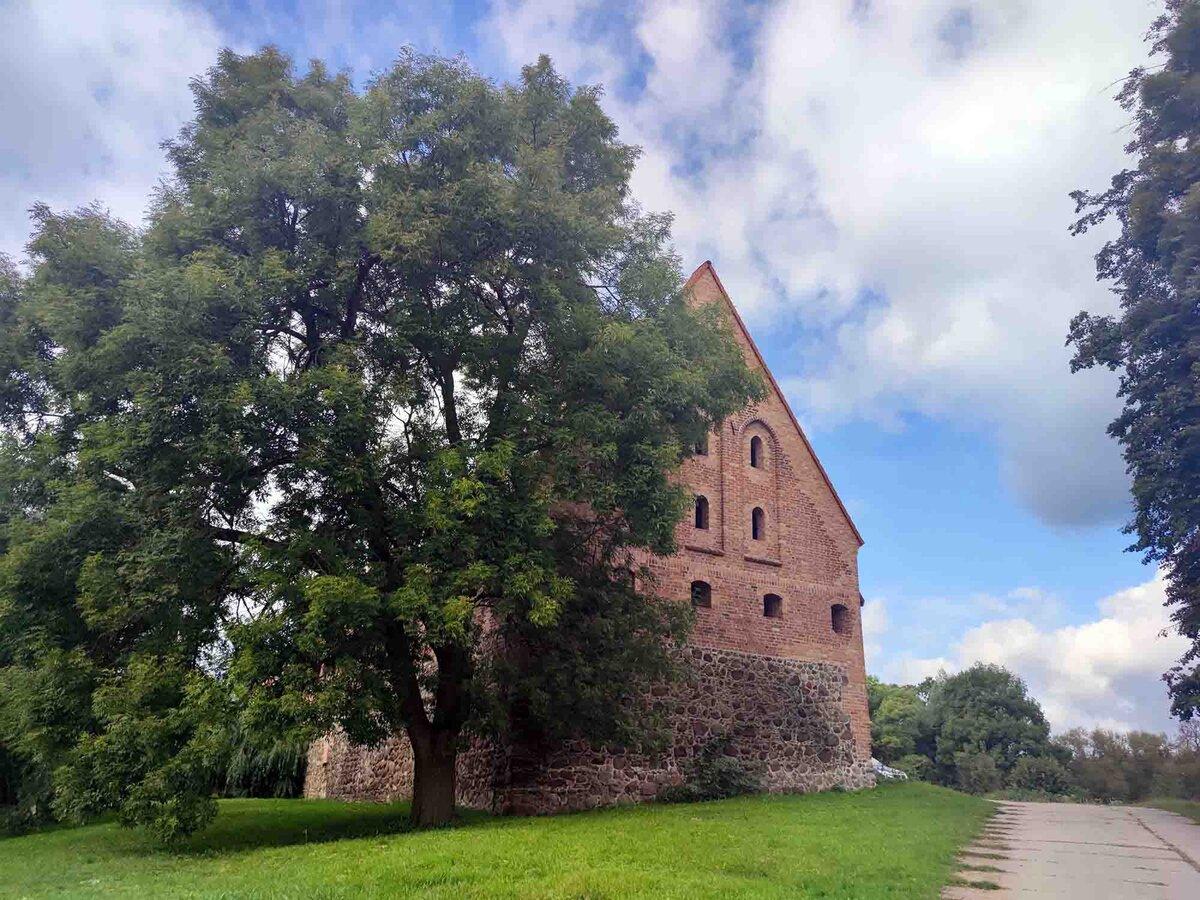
[
  {"left": 894, "top": 753, "right": 933, "bottom": 781},
  {"left": 954, "top": 751, "right": 1001, "bottom": 794},
  {"left": 222, "top": 736, "right": 308, "bottom": 799},
  {"left": 1008, "top": 755, "right": 1071, "bottom": 795},
  {"left": 661, "top": 736, "right": 762, "bottom": 802}
]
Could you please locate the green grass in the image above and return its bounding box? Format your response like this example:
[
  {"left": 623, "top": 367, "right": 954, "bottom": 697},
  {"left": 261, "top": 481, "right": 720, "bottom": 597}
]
[
  {"left": 1142, "top": 797, "right": 1200, "bottom": 824},
  {"left": 0, "top": 782, "right": 991, "bottom": 899}
]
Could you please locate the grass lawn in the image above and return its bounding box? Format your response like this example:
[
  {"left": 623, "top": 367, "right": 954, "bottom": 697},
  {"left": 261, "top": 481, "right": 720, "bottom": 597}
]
[
  {"left": 0, "top": 782, "right": 992, "bottom": 899},
  {"left": 1143, "top": 797, "right": 1200, "bottom": 824}
]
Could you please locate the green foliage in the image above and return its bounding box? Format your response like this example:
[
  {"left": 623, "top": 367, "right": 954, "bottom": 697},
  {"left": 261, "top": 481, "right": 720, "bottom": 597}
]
[
  {"left": 867, "top": 676, "right": 924, "bottom": 764},
  {"left": 1168, "top": 721, "right": 1200, "bottom": 796},
  {"left": 476, "top": 562, "right": 693, "bottom": 750},
  {"left": 953, "top": 751, "right": 1001, "bottom": 795},
  {"left": 869, "top": 665, "right": 1060, "bottom": 790},
  {"left": 922, "top": 664, "right": 1053, "bottom": 782},
  {"left": 894, "top": 753, "right": 934, "bottom": 782},
  {"left": 1068, "top": 0, "right": 1200, "bottom": 718},
  {"left": 871, "top": 672, "right": 1200, "bottom": 803},
  {"left": 50, "top": 657, "right": 233, "bottom": 842},
  {"left": 0, "top": 649, "right": 97, "bottom": 829},
  {"left": 0, "top": 46, "right": 762, "bottom": 837},
  {"left": 221, "top": 732, "right": 308, "bottom": 799},
  {"left": 1007, "top": 755, "right": 1072, "bottom": 796},
  {"left": 661, "top": 735, "right": 763, "bottom": 802},
  {"left": 1055, "top": 727, "right": 1179, "bottom": 802}
]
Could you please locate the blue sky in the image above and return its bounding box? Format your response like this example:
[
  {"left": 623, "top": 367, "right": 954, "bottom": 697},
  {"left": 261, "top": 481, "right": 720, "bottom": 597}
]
[{"left": 0, "top": 0, "right": 1183, "bottom": 733}]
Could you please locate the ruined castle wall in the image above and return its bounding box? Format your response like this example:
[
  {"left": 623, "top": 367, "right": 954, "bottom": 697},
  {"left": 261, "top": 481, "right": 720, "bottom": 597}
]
[
  {"left": 304, "top": 646, "right": 874, "bottom": 812},
  {"left": 303, "top": 728, "right": 500, "bottom": 808}
]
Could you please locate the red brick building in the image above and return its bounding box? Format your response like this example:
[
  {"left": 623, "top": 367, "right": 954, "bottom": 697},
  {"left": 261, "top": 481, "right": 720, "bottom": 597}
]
[{"left": 305, "top": 262, "right": 875, "bottom": 811}]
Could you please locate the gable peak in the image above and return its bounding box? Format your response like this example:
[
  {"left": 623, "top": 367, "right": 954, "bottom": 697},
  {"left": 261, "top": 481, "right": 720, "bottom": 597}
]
[{"left": 682, "top": 261, "right": 863, "bottom": 547}]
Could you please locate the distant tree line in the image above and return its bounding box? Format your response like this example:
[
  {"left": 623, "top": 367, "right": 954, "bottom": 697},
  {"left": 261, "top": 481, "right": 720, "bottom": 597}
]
[{"left": 869, "top": 664, "right": 1200, "bottom": 801}]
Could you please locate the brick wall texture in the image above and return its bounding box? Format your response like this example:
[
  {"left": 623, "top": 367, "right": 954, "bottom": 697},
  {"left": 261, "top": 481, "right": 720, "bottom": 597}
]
[{"left": 304, "top": 262, "right": 875, "bottom": 810}]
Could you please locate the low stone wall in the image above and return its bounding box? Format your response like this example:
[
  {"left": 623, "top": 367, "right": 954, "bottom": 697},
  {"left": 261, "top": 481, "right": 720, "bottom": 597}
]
[
  {"left": 304, "top": 646, "right": 874, "bottom": 812},
  {"left": 303, "top": 729, "right": 501, "bottom": 809}
]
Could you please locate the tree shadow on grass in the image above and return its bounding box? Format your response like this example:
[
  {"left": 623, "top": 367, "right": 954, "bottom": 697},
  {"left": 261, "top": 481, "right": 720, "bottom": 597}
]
[{"left": 161, "top": 799, "right": 490, "bottom": 857}]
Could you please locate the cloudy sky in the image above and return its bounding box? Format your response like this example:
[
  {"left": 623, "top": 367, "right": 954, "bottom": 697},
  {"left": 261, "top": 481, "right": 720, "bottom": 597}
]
[{"left": 1, "top": 0, "right": 1186, "bottom": 733}]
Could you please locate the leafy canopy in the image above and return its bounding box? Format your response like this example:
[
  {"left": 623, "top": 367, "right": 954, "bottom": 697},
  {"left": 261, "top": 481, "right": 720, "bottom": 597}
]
[
  {"left": 922, "top": 664, "right": 1053, "bottom": 782},
  {"left": 0, "top": 47, "right": 762, "bottom": 837},
  {"left": 867, "top": 664, "right": 1058, "bottom": 791},
  {"left": 1068, "top": 0, "right": 1200, "bottom": 718}
]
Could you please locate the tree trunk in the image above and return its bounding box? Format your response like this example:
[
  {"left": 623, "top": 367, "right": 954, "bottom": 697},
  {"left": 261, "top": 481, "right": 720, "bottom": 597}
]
[{"left": 409, "top": 728, "right": 457, "bottom": 828}]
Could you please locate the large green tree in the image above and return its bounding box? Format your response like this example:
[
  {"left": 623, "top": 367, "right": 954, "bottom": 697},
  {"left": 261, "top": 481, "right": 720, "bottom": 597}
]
[
  {"left": 1068, "top": 0, "right": 1200, "bottom": 719},
  {"left": 0, "top": 48, "right": 761, "bottom": 835},
  {"left": 920, "top": 664, "right": 1054, "bottom": 784}
]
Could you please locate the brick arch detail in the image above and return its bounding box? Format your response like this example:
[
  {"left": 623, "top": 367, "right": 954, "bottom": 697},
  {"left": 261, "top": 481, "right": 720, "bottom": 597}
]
[
  {"left": 736, "top": 417, "right": 783, "bottom": 562},
  {"left": 730, "top": 416, "right": 792, "bottom": 474}
]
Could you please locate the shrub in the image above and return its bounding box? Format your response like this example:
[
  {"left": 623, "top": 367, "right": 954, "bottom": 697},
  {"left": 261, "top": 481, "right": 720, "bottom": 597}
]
[
  {"left": 661, "top": 736, "right": 762, "bottom": 802},
  {"left": 894, "top": 753, "right": 933, "bottom": 781},
  {"left": 222, "top": 736, "right": 308, "bottom": 799},
  {"left": 1008, "top": 755, "right": 1071, "bottom": 795},
  {"left": 954, "top": 751, "right": 1001, "bottom": 794}
]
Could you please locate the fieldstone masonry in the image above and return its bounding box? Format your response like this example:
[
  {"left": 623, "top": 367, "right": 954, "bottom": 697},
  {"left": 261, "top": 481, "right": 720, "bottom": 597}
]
[
  {"left": 305, "top": 261, "right": 876, "bottom": 811},
  {"left": 306, "top": 646, "right": 873, "bottom": 812}
]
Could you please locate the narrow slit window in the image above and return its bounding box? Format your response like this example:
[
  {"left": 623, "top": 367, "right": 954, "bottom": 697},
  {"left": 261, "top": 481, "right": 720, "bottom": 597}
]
[
  {"left": 831, "top": 603, "right": 851, "bottom": 636},
  {"left": 690, "top": 580, "right": 712, "bottom": 609},
  {"left": 694, "top": 495, "right": 710, "bottom": 530},
  {"left": 750, "top": 435, "right": 763, "bottom": 468},
  {"left": 751, "top": 506, "right": 765, "bottom": 541},
  {"left": 763, "top": 593, "right": 783, "bottom": 618}
]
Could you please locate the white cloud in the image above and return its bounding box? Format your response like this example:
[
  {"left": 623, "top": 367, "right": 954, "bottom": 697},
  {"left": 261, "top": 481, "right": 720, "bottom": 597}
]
[
  {"left": 0, "top": 1, "right": 1152, "bottom": 527},
  {"left": 0, "top": 1, "right": 225, "bottom": 258},
  {"left": 889, "top": 573, "right": 1188, "bottom": 733},
  {"left": 893, "top": 655, "right": 953, "bottom": 685},
  {"left": 483, "top": 0, "right": 1152, "bottom": 526},
  {"left": 861, "top": 596, "right": 889, "bottom": 667}
]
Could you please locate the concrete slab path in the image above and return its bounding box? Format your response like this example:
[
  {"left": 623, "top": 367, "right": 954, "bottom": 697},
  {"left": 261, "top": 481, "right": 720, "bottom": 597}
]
[{"left": 943, "top": 801, "right": 1200, "bottom": 899}]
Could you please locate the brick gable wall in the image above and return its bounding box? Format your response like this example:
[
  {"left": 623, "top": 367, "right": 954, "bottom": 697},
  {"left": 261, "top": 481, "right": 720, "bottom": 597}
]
[{"left": 652, "top": 263, "right": 872, "bottom": 761}]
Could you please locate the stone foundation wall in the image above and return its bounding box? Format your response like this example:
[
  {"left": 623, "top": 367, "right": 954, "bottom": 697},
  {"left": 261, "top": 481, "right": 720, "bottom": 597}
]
[
  {"left": 302, "top": 728, "right": 501, "bottom": 808},
  {"left": 304, "top": 646, "right": 874, "bottom": 812}
]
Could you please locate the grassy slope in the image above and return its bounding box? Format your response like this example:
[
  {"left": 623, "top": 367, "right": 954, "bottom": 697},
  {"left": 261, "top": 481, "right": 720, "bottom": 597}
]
[
  {"left": 0, "top": 782, "right": 991, "bottom": 900},
  {"left": 1143, "top": 797, "right": 1200, "bottom": 823}
]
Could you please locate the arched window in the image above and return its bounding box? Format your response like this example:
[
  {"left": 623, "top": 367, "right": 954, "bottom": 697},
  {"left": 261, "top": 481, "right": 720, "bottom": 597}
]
[
  {"left": 695, "top": 433, "right": 709, "bottom": 456},
  {"left": 749, "top": 435, "right": 764, "bottom": 468},
  {"left": 831, "top": 603, "right": 851, "bottom": 636},
  {"left": 694, "top": 495, "right": 710, "bottom": 530},
  {"left": 763, "top": 593, "right": 783, "bottom": 618},
  {"left": 751, "top": 506, "right": 765, "bottom": 541},
  {"left": 690, "top": 580, "right": 712, "bottom": 608}
]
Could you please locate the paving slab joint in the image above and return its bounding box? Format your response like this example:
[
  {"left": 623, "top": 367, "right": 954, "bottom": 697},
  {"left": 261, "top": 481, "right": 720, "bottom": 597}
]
[{"left": 1129, "top": 809, "right": 1200, "bottom": 875}]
